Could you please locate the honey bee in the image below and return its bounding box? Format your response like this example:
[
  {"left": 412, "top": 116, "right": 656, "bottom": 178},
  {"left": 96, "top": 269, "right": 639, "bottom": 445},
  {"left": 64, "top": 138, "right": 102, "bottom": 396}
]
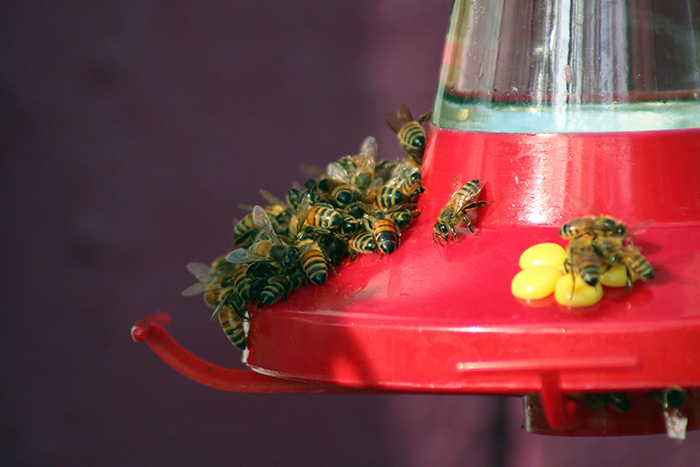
[
  {"left": 372, "top": 185, "right": 406, "bottom": 210},
  {"left": 564, "top": 233, "right": 605, "bottom": 287},
  {"left": 389, "top": 207, "right": 422, "bottom": 230},
  {"left": 227, "top": 206, "right": 299, "bottom": 271},
  {"left": 337, "top": 213, "right": 363, "bottom": 238},
  {"left": 621, "top": 244, "right": 655, "bottom": 282},
  {"left": 182, "top": 259, "right": 236, "bottom": 308},
  {"left": 327, "top": 136, "right": 378, "bottom": 191},
  {"left": 219, "top": 263, "right": 266, "bottom": 302},
  {"left": 233, "top": 204, "right": 289, "bottom": 246},
  {"left": 361, "top": 177, "right": 406, "bottom": 209},
  {"left": 317, "top": 233, "right": 348, "bottom": 265},
  {"left": 257, "top": 274, "right": 291, "bottom": 309},
  {"left": 347, "top": 231, "right": 376, "bottom": 259},
  {"left": 216, "top": 305, "right": 247, "bottom": 349},
  {"left": 433, "top": 178, "right": 488, "bottom": 244},
  {"left": 316, "top": 178, "right": 356, "bottom": 207},
  {"left": 369, "top": 212, "right": 399, "bottom": 256},
  {"left": 593, "top": 236, "right": 655, "bottom": 290},
  {"left": 385, "top": 159, "right": 423, "bottom": 199},
  {"left": 304, "top": 203, "right": 343, "bottom": 232},
  {"left": 296, "top": 237, "right": 329, "bottom": 284},
  {"left": 286, "top": 267, "right": 309, "bottom": 292},
  {"left": 558, "top": 216, "right": 628, "bottom": 239},
  {"left": 568, "top": 392, "right": 631, "bottom": 412},
  {"left": 649, "top": 387, "right": 687, "bottom": 409},
  {"left": 385, "top": 105, "right": 431, "bottom": 163},
  {"left": 182, "top": 262, "right": 219, "bottom": 296}
]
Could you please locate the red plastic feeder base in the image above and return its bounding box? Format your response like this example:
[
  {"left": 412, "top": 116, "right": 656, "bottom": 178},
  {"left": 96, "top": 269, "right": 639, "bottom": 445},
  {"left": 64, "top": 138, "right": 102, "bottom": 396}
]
[
  {"left": 134, "top": 126, "right": 700, "bottom": 437},
  {"left": 243, "top": 127, "right": 700, "bottom": 435}
]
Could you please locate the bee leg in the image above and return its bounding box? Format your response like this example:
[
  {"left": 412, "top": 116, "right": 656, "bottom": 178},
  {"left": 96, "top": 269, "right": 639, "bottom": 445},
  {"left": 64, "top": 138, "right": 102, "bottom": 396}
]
[
  {"left": 344, "top": 253, "right": 357, "bottom": 266},
  {"left": 462, "top": 215, "right": 475, "bottom": 235},
  {"left": 329, "top": 262, "right": 339, "bottom": 275},
  {"left": 419, "top": 111, "right": 432, "bottom": 123},
  {"left": 450, "top": 226, "right": 459, "bottom": 243},
  {"left": 432, "top": 230, "right": 444, "bottom": 245},
  {"left": 564, "top": 259, "right": 576, "bottom": 300},
  {"left": 624, "top": 262, "right": 633, "bottom": 292}
]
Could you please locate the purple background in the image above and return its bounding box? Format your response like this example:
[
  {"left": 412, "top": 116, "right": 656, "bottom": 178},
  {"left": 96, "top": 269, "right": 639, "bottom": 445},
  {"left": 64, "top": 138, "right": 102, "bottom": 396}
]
[{"left": 2, "top": 1, "right": 699, "bottom": 465}]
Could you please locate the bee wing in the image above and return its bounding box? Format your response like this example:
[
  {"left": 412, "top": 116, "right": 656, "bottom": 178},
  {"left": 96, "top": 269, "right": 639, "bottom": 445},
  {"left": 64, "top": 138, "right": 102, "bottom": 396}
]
[
  {"left": 566, "top": 194, "right": 604, "bottom": 216},
  {"left": 185, "top": 262, "right": 216, "bottom": 281},
  {"left": 385, "top": 105, "right": 414, "bottom": 133},
  {"left": 631, "top": 220, "right": 654, "bottom": 236},
  {"left": 451, "top": 179, "right": 483, "bottom": 212},
  {"left": 449, "top": 174, "right": 464, "bottom": 196},
  {"left": 181, "top": 281, "right": 219, "bottom": 297},
  {"left": 326, "top": 161, "right": 351, "bottom": 183},
  {"left": 362, "top": 176, "right": 385, "bottom": 203},
  {"left": 396, "top": 104, "right": 414, "bottom": 122},
  {"left": 368, "top": 176, "right": 384, "bottom": 191},
  {"left": 463, "top": 179, "right": 484, "bottom": 201},
  {"left": 358, "top": 136, "right": 378, "bottom": 163},
  {"left": 300, "top": 163, "right": 325, "bottom": 178},
  {"left": 354, "top": 151, "right": 377, "bottom": 176},
  {"left": 259, "top": 189, "right": 287, "bottom": 207},
  {"left": 293, "top": 196, "right": 311, "bottom": 233},
  {"left": 238, "top": 203, "right": 255, "bottom": 212},
  {"left": 385, "top": 109, "right": 404, "bottom": 133},
  {"left": 252, "top": 205, "right": 281, "bottom": 244},
  {"left": 226, "top": 247, "right": 271, "bottom": 264},
  {"left": 626, "top": 219, "right": 655, "bottom": 245},
  {"left": 211, "top": 297, "right": 229, "bottom": 320},
  {"left": 385, "top": 160, "right": 419, "bottom": 189}
]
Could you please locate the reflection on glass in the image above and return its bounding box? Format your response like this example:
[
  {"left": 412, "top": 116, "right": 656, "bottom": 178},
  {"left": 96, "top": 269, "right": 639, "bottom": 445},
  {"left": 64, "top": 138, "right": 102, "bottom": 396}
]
[{"left": 433, "top": 0, "right": 700, "bottom": 132}]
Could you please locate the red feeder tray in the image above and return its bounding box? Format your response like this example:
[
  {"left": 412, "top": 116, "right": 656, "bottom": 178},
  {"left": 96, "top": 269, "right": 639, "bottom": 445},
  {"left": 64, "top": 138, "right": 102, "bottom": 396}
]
[{"left": 133, "top": 126, "right": 700, "bottom": 437}]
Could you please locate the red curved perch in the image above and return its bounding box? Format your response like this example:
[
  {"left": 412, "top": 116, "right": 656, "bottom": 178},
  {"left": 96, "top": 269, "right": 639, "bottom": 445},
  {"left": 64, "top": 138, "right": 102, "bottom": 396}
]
[{"left": 131, "top": 312, "right": 373, "bottom": 393}]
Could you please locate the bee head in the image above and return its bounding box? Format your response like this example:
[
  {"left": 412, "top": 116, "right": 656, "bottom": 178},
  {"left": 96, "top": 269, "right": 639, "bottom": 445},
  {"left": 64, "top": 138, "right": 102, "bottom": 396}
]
[
  {"left": 433, "top": 222, "right": 449, "bottom": 236},
  {"left": 287, "top": 188, "right": 303, "bottom": 207},
  {"left": 600, "top": 218, "right": 627, "bottom": 237},
  {"left": 281, "top": 247, "right": 299, "bottom": 270}
]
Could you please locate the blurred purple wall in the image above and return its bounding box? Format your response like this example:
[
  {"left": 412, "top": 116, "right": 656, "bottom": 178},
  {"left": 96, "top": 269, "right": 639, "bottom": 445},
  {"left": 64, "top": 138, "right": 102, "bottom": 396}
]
[{"left": 1, "top": 1, "right": 699, "bottom": 465}]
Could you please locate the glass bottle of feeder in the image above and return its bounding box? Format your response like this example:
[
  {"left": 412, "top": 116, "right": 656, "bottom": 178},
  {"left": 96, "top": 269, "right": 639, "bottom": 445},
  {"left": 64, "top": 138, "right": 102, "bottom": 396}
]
[{"left": 133, "top": 0, "right": 700, "bottom": 437}]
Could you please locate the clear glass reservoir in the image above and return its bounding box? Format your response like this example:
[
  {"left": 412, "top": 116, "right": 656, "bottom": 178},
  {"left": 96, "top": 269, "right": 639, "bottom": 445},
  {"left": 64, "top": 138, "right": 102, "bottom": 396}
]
[{"left": 433, "top": 0, "right": 700, "bottom": 132}]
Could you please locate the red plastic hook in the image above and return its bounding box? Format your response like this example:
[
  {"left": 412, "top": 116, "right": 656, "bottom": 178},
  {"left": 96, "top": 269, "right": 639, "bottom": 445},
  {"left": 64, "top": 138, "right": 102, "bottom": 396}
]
[{"left": 131, "top": 312, "right": 374, "bottom": 393}]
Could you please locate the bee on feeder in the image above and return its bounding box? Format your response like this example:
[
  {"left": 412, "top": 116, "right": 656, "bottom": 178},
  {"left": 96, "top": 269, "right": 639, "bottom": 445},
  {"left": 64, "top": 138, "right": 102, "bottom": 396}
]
[
  {"left": 433, "top": 178, "right": 489, "bottom": 244},
  {"left": 385, "top": 104, "right": 431, "bottom": 164}
]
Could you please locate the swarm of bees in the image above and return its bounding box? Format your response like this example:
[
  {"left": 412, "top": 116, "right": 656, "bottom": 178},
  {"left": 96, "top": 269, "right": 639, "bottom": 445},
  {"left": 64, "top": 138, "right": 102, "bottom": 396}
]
[
  {"left": 183, "top": 106, "right": 430, "bottom": 350},
  {"left": 559, "top": 215, "right": 655, "bottom": 296}
]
